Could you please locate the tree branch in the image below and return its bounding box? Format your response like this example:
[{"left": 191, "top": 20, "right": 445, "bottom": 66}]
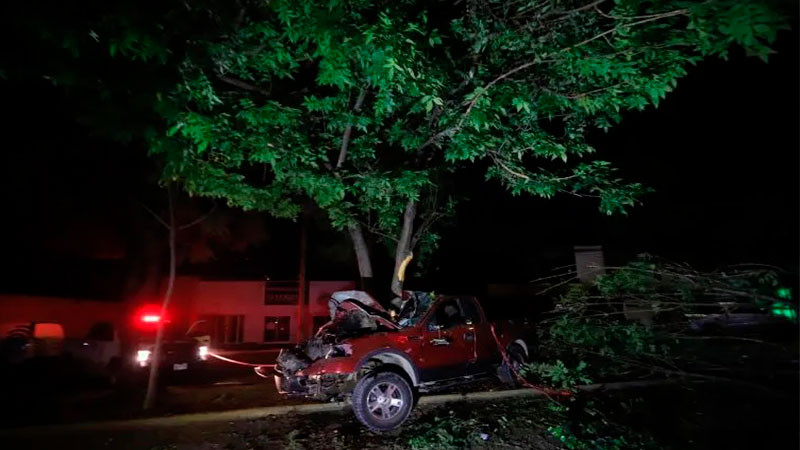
[
  {"left": 336, "top": 87, "right": 367, "bottom": 169},
  {"left": 178, "top": 202, "right": 218, "bottom": 230},
  {"left": 216, "top": 74, "right": 271, "bottom": 96},
  {"left": 415, "top": 59, "right": 541, "bottom": 155},
  {"left": 569, "top": 9, "right": 689, "bottom": 50},
  {"left": 413, "top": 5, "right": 689, "bottom": 162},
  {"left": 140, "top": 202, "right": 170, "bottom": 230},
  {"left": 410, "top": 210, "right": 443, "bottom": 250},
  {"left": 594, "top": 5, "right": 684, "bottom": 21},
  {"left": 415, "top": 126, "right": 460, "bottom": 153},
  {"left": 541, "top": 0, "right": 607, "bottom": 20},
  {"left": 465, "top": 61, "right": 538, "bottom": 119},
  {"left": 489, "top": 150, "right": 531, "bottom": 180},
  {"left": 358, "top": 221, "right": 399, "bottom": 243}
]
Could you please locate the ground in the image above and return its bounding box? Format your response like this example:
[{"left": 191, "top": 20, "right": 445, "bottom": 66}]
[
  {"left": 1, "top": 348, "right": 797, "bottom": 450},
  {"left": 0, "top": 349, "right": 286, "bottom": 426},
  {"left": 4, "top": 381, "right": 798, "bottom": 450},
  {"left": 2, "top": 398, "right": 563, "bottom": 450}
]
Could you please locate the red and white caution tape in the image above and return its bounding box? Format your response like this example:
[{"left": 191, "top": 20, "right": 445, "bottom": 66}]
[
  {"left": 489, "top": 324, "right": 571, "bottom": 400},
  {"left": 207, "top": 351, "right": 276, "bottom": 379}
]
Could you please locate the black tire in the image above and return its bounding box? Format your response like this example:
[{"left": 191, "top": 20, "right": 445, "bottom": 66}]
[
  {"left": 498, "top": 343, "right": 527, "bottom": 387},
  {"left": 352, "top": 371, "right": 414, "bottom": 432},
  {"left": 106, "top": 357, "right": 122, "bottom": 387}
]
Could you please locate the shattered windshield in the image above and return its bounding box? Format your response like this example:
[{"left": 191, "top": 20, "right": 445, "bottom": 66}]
[
  {"left": 397, "top": 291, "right": 435, "bottom": 328},
  {"left": 322, "top": 290, "right": 435, "bottom": 331},
  {"left": 325, "top": 291, "right": 399, "bottom": 335}
]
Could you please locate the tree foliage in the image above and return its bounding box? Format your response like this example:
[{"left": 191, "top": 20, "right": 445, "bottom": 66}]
[
  {"left": 5, "top": 0, "right": 783, "bottom": 276},
  {"left": 147, "top": 0, "right": 783, "bottom": 267},
  {"left": 523, "top": 256, "right": 797, "bottom": 390}
]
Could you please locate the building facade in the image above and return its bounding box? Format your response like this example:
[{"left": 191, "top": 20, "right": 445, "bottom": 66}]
[
  {"left": 0, "top": 278, "right": 354, "bottom": 347},
  {"left": 169, "top": 277, "right": 354, "bottom": 346}
]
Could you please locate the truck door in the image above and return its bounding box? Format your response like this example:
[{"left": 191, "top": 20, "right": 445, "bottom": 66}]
[
  {"left": 86, "top": 322, "right": 120, "bottom": 366},
  {"left": 458, "top": 297, "right": 498, "bottom": 372},
  {"left": 418, "top": 298, "right": 476, "bottom": 382}
]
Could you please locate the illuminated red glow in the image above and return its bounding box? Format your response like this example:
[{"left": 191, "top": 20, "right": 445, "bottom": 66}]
[{"left": 134, "top": 304, "right": 168, "bottom": 329}]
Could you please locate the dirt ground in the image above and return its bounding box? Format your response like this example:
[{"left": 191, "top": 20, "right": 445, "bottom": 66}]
[
  {"left": 2, "top": 345, "right": 797, "bottom": 450},
  {"left": 4, "top": 398, "right": 560, "bottom": 450},
  {"left": 0, "top": 350, "right": 289, "bottom": 426},
  {"left": 0, "top": 352, "right": 507, "bottom": 428},
  {"left": 4, "top": 381, "right": 799, "bottom": 450}
]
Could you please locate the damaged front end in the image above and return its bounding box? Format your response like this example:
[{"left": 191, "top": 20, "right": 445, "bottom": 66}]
[
  {"left": 274, "top": 335, "right": 356, "bottom": 400},
  {"left": 274, "top": 290, "right": 398, "bottom": 400}
]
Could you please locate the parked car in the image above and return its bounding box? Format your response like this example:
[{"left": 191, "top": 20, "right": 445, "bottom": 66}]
[
  {"left": 130, "top": 319, "right": 210, "bottom": 378},
  {"left": 275, "top": 290, "right": 534, "bottom": 432},
  {"left": 12, "top": 315, "right": 210, "bottom": 385},
  {"left": 0, "top": 322, "right": 66, "bottom": 364}
]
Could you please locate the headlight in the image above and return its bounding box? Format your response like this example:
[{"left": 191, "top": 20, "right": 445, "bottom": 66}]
[
  {"left": 198, "top": 345, "right": 209, "bottom": 360},
  {"left": 324, "top": 343, "right": 353, "bottom": 359},
  {"left": 136, "top": 350, "right": 151, "bottom": 366}
]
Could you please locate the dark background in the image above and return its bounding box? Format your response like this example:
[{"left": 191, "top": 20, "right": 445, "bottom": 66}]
[
  {"left": 430, "top": 31, "right": 799, "bottom": 286},
  {"left": 0, "top": 28, "right": 796, "bottom": 301}
]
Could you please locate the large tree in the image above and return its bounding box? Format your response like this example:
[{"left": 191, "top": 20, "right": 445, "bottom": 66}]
[{"left": 147, "top": 0, "right": 783, "bottom": 300}]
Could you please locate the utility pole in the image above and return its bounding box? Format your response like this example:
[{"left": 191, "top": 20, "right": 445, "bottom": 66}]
[{"left": 296, "top": 209, "right": 308, "bottom": 341}]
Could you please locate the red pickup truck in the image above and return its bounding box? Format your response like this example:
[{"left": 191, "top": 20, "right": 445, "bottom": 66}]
[{"left": 275, "top": 291, "right": 533, "bottom": 432}]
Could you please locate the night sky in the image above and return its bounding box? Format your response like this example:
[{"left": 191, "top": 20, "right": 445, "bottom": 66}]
[{"left": 0, "top": 29, "right": 797, "bottom": 300}]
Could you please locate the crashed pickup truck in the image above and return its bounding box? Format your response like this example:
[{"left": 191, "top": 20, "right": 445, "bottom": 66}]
[{"left": 275, "top": 291, "right": 533, "bottom": 432}]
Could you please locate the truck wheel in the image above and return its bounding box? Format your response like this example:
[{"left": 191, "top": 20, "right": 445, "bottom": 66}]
[
  {"left": 498, "top": 343, "right": 527, "bottom": 386},
  {"left": 352, "top": 371, "right": 414, "bottom": 432},
  {"left": 106, "top": 357, "right": 122, "bottom": 387}
]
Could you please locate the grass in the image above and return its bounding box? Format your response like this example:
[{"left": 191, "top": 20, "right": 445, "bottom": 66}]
[{"left": 5, "top": 382, "right": 797, "bottom": 450}]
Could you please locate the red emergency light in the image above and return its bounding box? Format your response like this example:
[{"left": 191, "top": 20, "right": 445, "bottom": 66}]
[{"left": 134, "top": 304, "right": 168, "bottom": 329}]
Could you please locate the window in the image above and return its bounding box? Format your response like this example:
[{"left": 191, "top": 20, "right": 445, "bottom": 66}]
[
  {"left": 428, "top": 299, "right": 467, "bottom": 331},
  {"left": 458, "top": 298, "right": 481, "bottom": 324},
  {"left": 265, "top": 281, "right": 300, "bottom": 305},
  {"left": 312, "top": 316, "right": 330, "bottom": 334},
  {"left": 199, "top": 315, "right": 244, "bottom": 344},
  {"left": 264, "top": 316, "right": 291, "bottom": 342}
]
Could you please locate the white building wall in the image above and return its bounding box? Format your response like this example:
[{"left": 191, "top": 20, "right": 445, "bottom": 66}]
[
  {"left": 192, "top": 280, "right": 271, "bottom": 343},
  {"left": 185, "top": 278, "right": 355, "bottom": 344}
]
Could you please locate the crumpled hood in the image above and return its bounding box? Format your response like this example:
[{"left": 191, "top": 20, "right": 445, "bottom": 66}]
[
  {"left": 276, "top": 291, "right": 397, "bottom": 376},
  {"left": 329, "top": 290, "right": 387, "bottom": 316},
  {"left": 326, "top": 290, "right": 399, "bottom": 332}
]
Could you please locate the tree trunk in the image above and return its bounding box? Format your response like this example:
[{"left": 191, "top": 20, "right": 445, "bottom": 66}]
[
  {"left": 120, "top": 222, "right": 162, "bottom": 350},
  {"left": 143, "top": 189, "right": 177, "bottom": 411},
  {"left": 348, "top": 223, "right": 374, "bottom": 292},
  {"left": 390, "top": 201, "right": 417, "bottom": 301}
]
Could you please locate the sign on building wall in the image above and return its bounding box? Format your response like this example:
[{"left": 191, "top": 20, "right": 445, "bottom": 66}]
[{"left": 264, "top": 281, "right": 299, "bottom": 305}]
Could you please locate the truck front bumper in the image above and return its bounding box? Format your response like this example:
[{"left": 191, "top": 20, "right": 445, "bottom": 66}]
[{"left": 274, "top": 371, "right": 356, "bottom": 400}]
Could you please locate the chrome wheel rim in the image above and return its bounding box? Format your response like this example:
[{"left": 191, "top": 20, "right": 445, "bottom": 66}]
[{"left": 366, "top": 381, "right": 404, "bottom": 420}]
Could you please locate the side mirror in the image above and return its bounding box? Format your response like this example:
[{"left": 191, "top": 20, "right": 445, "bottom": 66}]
[
  {"left": 465, "top": 318, "right": 473, "bottom": 326},
  {"left": 185, "top": 319, "right": 207, "bottom": 336}
]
